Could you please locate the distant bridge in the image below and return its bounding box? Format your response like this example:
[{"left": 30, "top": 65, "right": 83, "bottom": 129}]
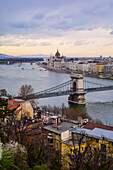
[
  {"left": 24, "top": 74, "right": 113, "bottom": 104},
  {"left": 31, "top": 78, "right": 113, "bottom": 100}
]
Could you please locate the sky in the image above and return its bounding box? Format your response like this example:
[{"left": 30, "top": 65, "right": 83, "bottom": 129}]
[{"left": 0, "top": 0, "right": 113, "bottom": 57}]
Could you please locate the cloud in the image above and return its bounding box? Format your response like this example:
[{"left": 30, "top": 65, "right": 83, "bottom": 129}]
[
  {"left": 10, "top": 22, "right": 39, "bottom": 29},
  {"left": 1, "top": 0, "right": 113, "bottom": 57},
  {"left": 0, "top": 33, "right": 5, "bottom": 36},
  {"left": 40, "top": 42, "right": 52, "bottom": 46},
  {"left": 110, "top": 31, "right": 113, "bottom": 35},
  {"left": 0, "top": 43, "right": 20, "bottom": 47},
  {"left": 74, "top": 40, "right": 95, "bottom": 46},
  {"left": 0, "top": 34, "right": 39, "bottom": 47},
  {"left": 1, "top": 0, "right": 113, "bottom": 36},
  {"left": 103, "top": 42, "right": 113, "bottom": 46},
  {"left": 33, "top": 13, "right": 44, "bottom": 20}
]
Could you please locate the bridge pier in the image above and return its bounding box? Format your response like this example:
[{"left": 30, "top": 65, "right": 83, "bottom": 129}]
[{"left": 68, "top": 74, "right": 86, "bottom": 105}]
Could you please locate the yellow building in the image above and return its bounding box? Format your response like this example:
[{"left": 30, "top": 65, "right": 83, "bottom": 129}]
[
  {"left": 42, "top": 116, "right": 78, "bottom": 168},
  {"left": 8, "top": 99, "right": 34, "bottom": 120},
  {"left": 43, "top": 119, "right": 113, "bottom": 169},
  {"left": 62, "top": 122, "right": 113, "bottom": 168},
  {"left": 43, "top": 116, "right": 77, "bottom": 149},
  {"left": 16, "top": 101, "right": 34, "bottom": 120},
  {"left": 95, "top": 64, "right": 105, "bottom": 73}
]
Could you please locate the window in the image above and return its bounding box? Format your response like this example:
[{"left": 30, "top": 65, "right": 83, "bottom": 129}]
[
  {"left": 73, "top": 148, "right": 78, "bottom": 154},
  {"left": 70, "top": 148, "right": 72, "bottom": 154},
  {"left": 44, "top": 140, "right": 47, "bottom": 146},
  {"left": 112, "top": 142, "right": 113, "bottom": 147},
  {"left": 69, "top": 163, "right": 74, "bottom": 169},
  {"left": 26, "top": 103, "right": 31, "bottom": 108},
  {"left": 101, "top": 144, "right": 106, "bottom": 152},
  {"left": 96, "top": 139, "right": 99, "bottom": 143},
  {"left": 91, "top": 138, "right": 95, "bottom": 142},
  {"left": 56, "top": 143, "right": 58, "bottom": 150},
  {"left": 85, "top": 147, "right": 88, "bottom": 151},
  {"left": 94, "top": 148, "right": 96, "bottom": 152},
  {"left": 48, "top": 138, "right": 53, "bottom": 144}
]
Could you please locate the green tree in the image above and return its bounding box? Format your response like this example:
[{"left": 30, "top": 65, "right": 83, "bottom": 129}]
[
  {"left": 0, "top": 97, "right": 16, "bottom": 143},
  {"left": 32, "top": 164, "right": 49, "bottom": 170},
  {"left": 0, "top": 149, "right": 20, "bottom": 170}
]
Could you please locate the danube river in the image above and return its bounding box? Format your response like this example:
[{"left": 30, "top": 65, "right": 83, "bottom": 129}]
[{"left": 0, "top": 63, "right": 113, "bottom": 125}]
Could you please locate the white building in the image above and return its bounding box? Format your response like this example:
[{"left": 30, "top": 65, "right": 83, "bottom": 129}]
[
  {"left": 104, "top": 64, "right": 113, "bottom": 75},
  {"left": 72, "top": 61, "right": 78, "bottom": 71},
  {"left": 82, "top": 63, "right": 90, "bottom": 72},
  {"left": 88, "top": 63, "right": 96, "bottom": 73}
]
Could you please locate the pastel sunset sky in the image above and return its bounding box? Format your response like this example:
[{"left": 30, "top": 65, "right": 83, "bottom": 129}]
[{"left": 0, "top": 0, "right": 113, "bottom": 57}]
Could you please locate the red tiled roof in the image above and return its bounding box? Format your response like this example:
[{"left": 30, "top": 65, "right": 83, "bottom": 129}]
[
  {"left": 8, "top": 99, "right": 20, "bottom": 103},
  {"left": 8, "top": 103, "right": 20, "bottom": 110},
  {"left": 84, "top": 122, "right": 113, "bottom": 131},
  {"left": 8, "top": 100, "right": 20, "bottom": 110}
]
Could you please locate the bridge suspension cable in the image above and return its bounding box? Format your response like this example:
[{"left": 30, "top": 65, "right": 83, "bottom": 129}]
[
  {"left": 28, "top": 79, "right": 113, "bottom": 99},
  {"left": 83, "top": 80, "right": 107, "bottom": 89},
  {"left": 35, "top": 80, "right": 72, "bottom": 96}
]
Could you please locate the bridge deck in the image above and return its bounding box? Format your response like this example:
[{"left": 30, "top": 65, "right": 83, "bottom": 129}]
[
  {"left": 85, "top": 86, "right": 113, "bottom": 93},
  {"left": 34, "top": 86, "right": 113, "bottom": 99},
  {"left": 23, "top": 80, "right": 113, "bottom": 99}
]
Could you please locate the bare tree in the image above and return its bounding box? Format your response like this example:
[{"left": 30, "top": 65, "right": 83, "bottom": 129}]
[
  {"left": 19, "top": 85, "right": 34, "bottom": 100},
  {"left": 62, "top": 132, "right": 113, "bottom": 170},
  {"left": 0, "top": 89, "right": 7, "bottom": 96}
]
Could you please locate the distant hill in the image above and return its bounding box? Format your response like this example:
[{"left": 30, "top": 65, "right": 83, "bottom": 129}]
[
  {"left": 0, "top": 53, "right": 13, "bottom": 59},
  {"left": 0, "top": 53, "right": 49, "bottom": 59}
]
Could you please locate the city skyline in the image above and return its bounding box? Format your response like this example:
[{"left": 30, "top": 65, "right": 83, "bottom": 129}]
[{"left": 0, "top": 0, "right": 113, "bottom": 57}]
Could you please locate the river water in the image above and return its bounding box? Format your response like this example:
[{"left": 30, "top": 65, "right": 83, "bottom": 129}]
[{"left": 0, "top": 63, "right": 113, "bottom": 125}]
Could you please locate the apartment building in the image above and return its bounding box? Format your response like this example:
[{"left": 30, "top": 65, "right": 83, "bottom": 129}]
[
  {"left": 43, "top": 116, "right": 113, "bottom": 168},
  {"left": 104, "top": 64, "right": 113, "bottom": 75}
]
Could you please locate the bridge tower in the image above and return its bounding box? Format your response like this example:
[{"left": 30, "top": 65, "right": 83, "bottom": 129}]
[{"left": 68, "top": 74, "right": 86, "bottom": 105}]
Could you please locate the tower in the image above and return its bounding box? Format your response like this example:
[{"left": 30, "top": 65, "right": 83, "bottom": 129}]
[
  {"left": 55, "top": 49, "right": 60, "bottom": 58},
  {"left": 68, "top": 74, "right": 86, "bottom": 105}
]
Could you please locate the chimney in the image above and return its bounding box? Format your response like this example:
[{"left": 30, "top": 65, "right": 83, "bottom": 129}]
[
  {"left": 82, "top": 118, "right": 88, "bottom": 125},
  {"left": 57, "top": 126, "right": 62, "bottom": 130},
  {"left": 52, "top": 124, "right": 57, "bottom": 128},
  {"left": 57, "top": 116, "right": 61, "bottom": 124},
  {"left": 78, "top": 116, "right": 82, "bottom": 124},
  {"left": 51, "top": 116, "right": 58, "bottom": 124}
]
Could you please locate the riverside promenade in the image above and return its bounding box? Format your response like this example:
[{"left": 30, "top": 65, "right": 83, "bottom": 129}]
[{"left": 40, "top": 64, "right": 113, "bottom": 80}]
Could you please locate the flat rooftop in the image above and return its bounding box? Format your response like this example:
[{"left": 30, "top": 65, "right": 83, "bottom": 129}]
[
  {"left": 63, "top": 139, "right": 86, "bottom": 146},
  {"left": 70, "top": 127, "right": 113, "bottom": 142},
  {"left": 43, "top": 121, "right": 76, "bottom": 134}
]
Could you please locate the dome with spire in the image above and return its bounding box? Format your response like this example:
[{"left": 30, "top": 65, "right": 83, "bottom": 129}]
[{"left": 55, "top": 49, "right": 60, "bottom": 58}]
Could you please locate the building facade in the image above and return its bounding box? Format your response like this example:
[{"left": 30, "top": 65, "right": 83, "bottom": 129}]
[{"left": 43, "top": 118, "right": 113, "bottom": 168}]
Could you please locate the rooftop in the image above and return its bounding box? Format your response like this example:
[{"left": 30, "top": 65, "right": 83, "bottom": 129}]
[
  {"left": 70, "top": 126, "right": 113, "bottom": 142},
  {"left": 13, "top": 99, "right": 24, "bottom": 102},
  {"left": 55, "top": 50, "right": 60, "bottom": 57},
  {"left": 1, "top": 96, "right": 9, "bottom": 99},
  {"left": 63, "top": 139, "right": 86, "bottom": 146},
  {"left": 51, "top": 116, "right": 58, "bottom": 119},
  {"left": 84, "top": 122, "right": 113, "bottom": 131},
  {"left": 63, "top": 139, "right": 79, "bottom": 146},
  {"left": 8, "top": 103, "right": 20, "bottom": 110},
  {"left": 43, "top": 121, "right": 76, "bottom": 134}
]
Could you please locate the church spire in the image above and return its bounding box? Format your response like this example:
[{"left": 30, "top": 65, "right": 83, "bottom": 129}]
[{"left": 55, "top": 49, "right": 60, "bottom": 58}]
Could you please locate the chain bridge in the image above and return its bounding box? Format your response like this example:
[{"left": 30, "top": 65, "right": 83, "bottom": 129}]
[{"left": 29, "top": 74, "right": 113, "bottom": 105}]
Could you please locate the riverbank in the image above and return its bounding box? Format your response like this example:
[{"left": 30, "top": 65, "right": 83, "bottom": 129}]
[
  {"left": 41, "top": 65, "right": 113, "bottom": 80},
  {"left": 1, "top": 62, "right": 113, "bottom": 125},
  {"left": 40, "top": 65, "right": 71, "bottom": 74},
  {"left": 84, "top": 72, "right": 113, "bottom": 80}
]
